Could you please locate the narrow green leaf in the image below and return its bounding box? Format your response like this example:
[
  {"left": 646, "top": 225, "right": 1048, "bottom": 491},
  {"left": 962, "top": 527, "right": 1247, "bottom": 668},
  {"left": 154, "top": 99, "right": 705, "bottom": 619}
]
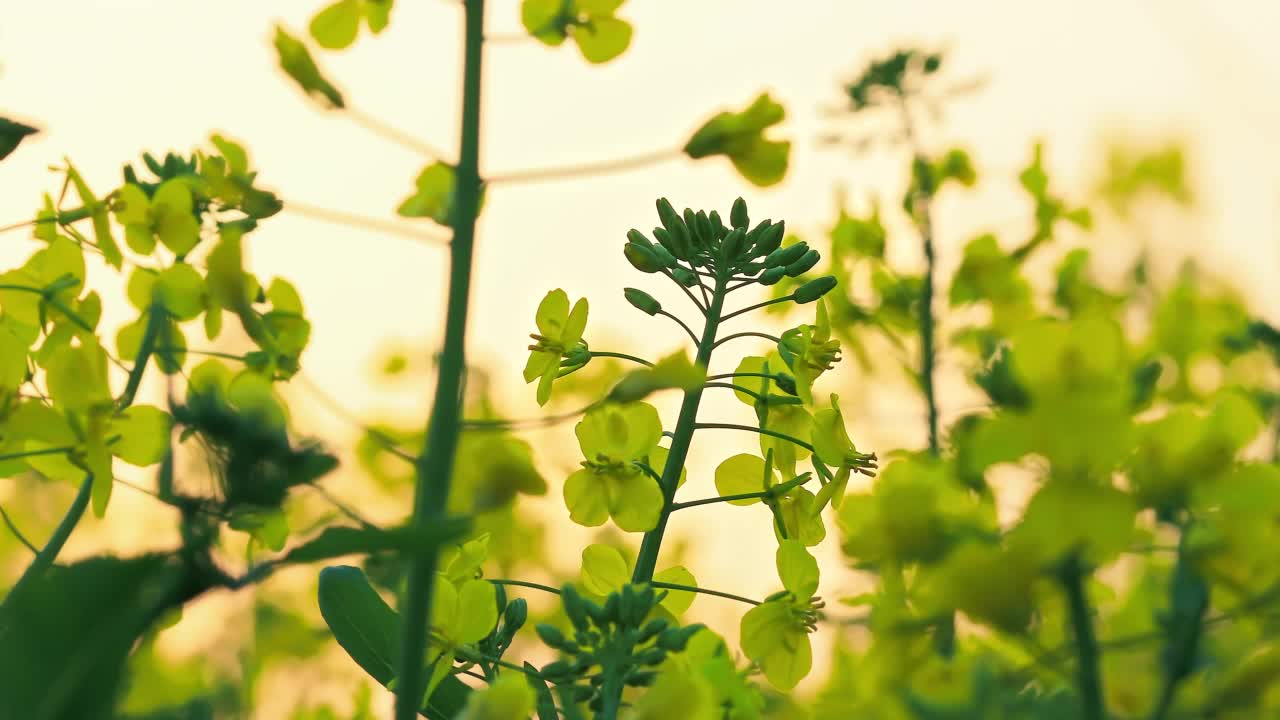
[{"left": 0, "top": 117, "right": 38, "bottom": 161}]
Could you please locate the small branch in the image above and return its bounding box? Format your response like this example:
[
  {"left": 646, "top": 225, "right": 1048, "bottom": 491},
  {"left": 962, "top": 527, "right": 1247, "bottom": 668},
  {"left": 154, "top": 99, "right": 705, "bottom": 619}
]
[
  {"left": 702, "top": 382, "right": 764, "bottom": 401},
  {"left": 713, "top": 331, "right": 781, "bottom": 349},
  {"left": 282, "top": 200, "right": 450, "bottom": 245},
  {"left": 658, "top": 310, "right": 699, "bottom": 344},
  {"left": 462, "top": 403, "right": 596, "bottom": 432},
  {"left": 671, "top": 491, "right": 768, "bottom": 510},
  {"left": 2, "top": 475, "right": 92, "bottom": 606},
  {"left": 693, "top": 422, "right": 816, "bottom": 454},
  {"left": 308, "top": 484, "right": 379, "bottom": 530},
  {"left": 589, "top": 351, "right": 654, "bottom": 367},
  {"left": 344, "top": 106, "right": 453, "bottom": 161},
  {"left": 0, "top": 445, "right": 77, "bottom": 463},
  {"left": 488, "top": 578, "right": 561, "bottom": 595},
  {"left": 650, "top": 580, "right": 760, "bottom": 606},
  {"left": 660, "top": 268, "right": 708, "bottom": 316},
  {"left": 720, "top": 295, "right": 795, "bottom": 323},
  {"left": 0, "top": 505, "right": 38, "bottom": 554},
  {"left": 487, "top": 147, "right": 682, "bottom": 185}
]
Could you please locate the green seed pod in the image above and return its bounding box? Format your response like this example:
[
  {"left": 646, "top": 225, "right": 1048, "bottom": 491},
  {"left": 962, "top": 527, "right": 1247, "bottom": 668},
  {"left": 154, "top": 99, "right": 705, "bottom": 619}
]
[
  {"left": 624, "top": 287, "right": 662, "bottom": 316},
  {"left": 561, "top": 585, "right": 590, "bottom": 632},
  {"left": 765, "top": 241, "right": 808, "bottom": 269},
  {"left": 721, "top": 228, "right": 746, "bottom": 260},
  {"left": 731, "top": 197, "right": 750, "bottom": 230},
  {"left": 572, "top": 685, "right": 595, "bottom": 703},
  {"left": 670, "top": 267, "right": 699, "bottom": 287},
  {"left": 624, "top": 243, "right": 665, "bottom": 273},
  {"left": 785, "top": 248, "right": 820, "bottom": 276},
  {"left": 794, "top": 275, "right": 838, "bottom": 304},
  {"left": 709, "top": 210, "right": 728, "bottom": 240},
  {"left": 758, "top": 266, "right": 787, "bottom": 286},
  {"left": 536, "top": 623, "right": 568, "bottom": 650},
  {"left": 753, "top": 221, "right": 785, "bottom": 256}
]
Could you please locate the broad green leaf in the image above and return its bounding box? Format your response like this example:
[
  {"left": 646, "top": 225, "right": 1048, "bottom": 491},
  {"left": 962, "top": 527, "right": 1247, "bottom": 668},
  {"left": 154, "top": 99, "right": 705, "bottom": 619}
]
[
  {"left": 284, "top": 520, "right": 469, "bottom": 565},
  {"left": 154, "top": 263, "right": 205, "bottom": 321},
  {"left": 652, "top": 565, "right": 696, "bottom": 615},
  {"left": 0, "top": 116, "right": 38, "bottom": 161},
  {"left": 46, "top": 341, "right": 111, "bottom": 411},
  {"left": 0, "top": 554, "right": 182, "bottom": 720},
  {"left": 776, "top": 540, "right": 818, "bottom": 598},
  {"left": 684, "top": 93, "right": 790, "bottom": 187},
  {"left": 457, "top": 671, "right": 536, "bottom": 720},
  {"left": 581, "top": 544, "right": 629, "bottom": 596},
  {"left": 310, "top": 0, "right": 361, "bottom": 49},
  {"left": 274, "top": 26, "right": 346, "bottom": 109},
  {"left": 110, "top": 405, "right": 172, "bottom": 466},
  {"left": 454, "top": 578, "right": 498, "bottom": 644}
]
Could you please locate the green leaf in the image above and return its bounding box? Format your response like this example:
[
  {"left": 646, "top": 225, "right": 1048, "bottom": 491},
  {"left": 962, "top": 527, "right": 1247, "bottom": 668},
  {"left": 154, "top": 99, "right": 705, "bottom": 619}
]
[
  {"left": 684, "top": 93, "right": 791, "bottom": 187},
  {"left": 0, "top": 117, "right": 38, "bottom": 161},
  {"left": 580, "top": 544, "right": 629, "bottom": 596},
  {"left": 283, "top": 520, "right": 469, "bottom": 565},
  {"left": 364, "top": 0, "right": 394, "bottom": 33},
  {"left": 273, "top": 26, "right": 346, "bottom": 109},
  {"left": 110, "top": 405, "right": 172, "bottom": 466},
  {"left": 396, "top": 162, "right": 485, "bottom": 226},
  {"left": 310, "top": 0, "right": 361, "bottom": 49},
  {"left": 46, "top": 341, "right": 111, "bottom": 411},
  {"left": 776, "top": 540, "right": 818, "bottom": 598},
  {"left": 568, "top": 16, "right": 632, "bottom": 64},
  {"left": 154, "top": 263, "right": 206, "bottom": 321},
  {"left": 317, "top": 565, "right": 473, "bottom": 719},
  {"left": 652, "top": 565, "right": 696, "bottom": 615},
  {"left": 0, "top": 554, "right": 183, "bottom": 720}
]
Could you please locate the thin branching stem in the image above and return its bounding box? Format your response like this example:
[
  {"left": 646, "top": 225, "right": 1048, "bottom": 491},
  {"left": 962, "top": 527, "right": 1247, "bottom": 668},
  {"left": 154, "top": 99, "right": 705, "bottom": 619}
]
[
  {"left": 650, "top": 581, "right": 761, "bottom": 606},
  {"left": 702, "top": 381, "right": 764, "bottom": 401},
  {"left": 713, "top": 331, "right": 781, "bottom": 349},
  {"left": 0, "top": 505, "right": 38, "bottom": 554},
  {"left": 487, "top": 147, "right": 681, "bottom": 185},
  {"left": 660, "top": 268, "right": 708, "bottom": 315},
  {"left": 589, "top": 351, "right": 653, "bottom": 367},
  {"left": 283, "top": 199, "right": 450, "bottom": 245},
  {"left": 720, "top": 295, "right": 795, "bottom": 322},
  {"left": 658, "top": 310, "right": 699, "bottom": 344},
  {"left": 670, "top": 491, "right": 768, "bottom": 511},
  {"left": 345, "top": 106, "right": 453, "bottom": 161}
]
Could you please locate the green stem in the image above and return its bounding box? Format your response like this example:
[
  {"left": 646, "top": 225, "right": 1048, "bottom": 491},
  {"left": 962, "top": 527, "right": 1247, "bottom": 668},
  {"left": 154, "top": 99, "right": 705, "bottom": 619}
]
[
  {"left": 631, "top": 272, "right": 727, "bottom": 583},
  {"left": 488, "top": 578, "right": 561, "bottom": 595},
  {"left": 2, "top": 474, "right": 92, "bottom": 605},
  {"left": 693, "top": 422, "right": 816, "bottom": 454},
  {"left": 719, "top": 294, "right": 795, "bottom": 322},
  {"left": 659, "top": 268, "right": 707, "bottom": 315},
  {"left": 0, "top": 445, "right": 76, "bottom": 463},
  {"left": 650, "top": 580, "right": 761, "bottom": 606},
  {"left": 706, "top": 371, "right": 791, "bottom": 384},
  {"left": 0, "top": 504, "right": 38, "bottom": 554},
  {"left": 658, "top": 309, "right": 699, "bottom": 344},
  {"left": 394, "top": 3, "right": 485, "bottom": 719},
  {"left": 1061, "top": 556, "right": 1105, "bottom": 720},
  {"left": 713, "top": 330, "right": 781, "bottom": 349},
  {"left": 702, "top": 382, "right": 764, "bottom": 401},
  {"left": 670, "top": 491, "right": 767, "bottom": 510},
  {"left": 487, "top": 147, "right": 682, "bottom": 185},
  {"left": 589, "top": 351, "right": 654, "bottom": 367}
]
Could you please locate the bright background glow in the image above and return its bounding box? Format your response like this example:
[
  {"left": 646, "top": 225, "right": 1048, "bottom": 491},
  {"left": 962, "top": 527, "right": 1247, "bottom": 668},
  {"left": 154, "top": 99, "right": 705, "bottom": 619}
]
[{"left": 3, "top": 0, "right": 1280, "bottom": 712}]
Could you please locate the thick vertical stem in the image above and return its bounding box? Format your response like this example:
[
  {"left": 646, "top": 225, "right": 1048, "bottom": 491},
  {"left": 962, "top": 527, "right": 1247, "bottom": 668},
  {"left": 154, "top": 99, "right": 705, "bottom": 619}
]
[
  {"left": 393, "top": 3, "right": 485, "bottom": 718},
  {"left": 631, "top": 273, "right": 726, "bottom": 585},
  {"left": 1062, "top": 556, "right": 1106, "bottom": 720}
]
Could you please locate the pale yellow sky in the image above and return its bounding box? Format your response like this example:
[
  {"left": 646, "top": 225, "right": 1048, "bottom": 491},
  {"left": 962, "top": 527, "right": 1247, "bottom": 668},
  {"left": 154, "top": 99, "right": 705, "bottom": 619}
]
[{"left": 4, "top": 0, "right": 1280, "bottom": 707}]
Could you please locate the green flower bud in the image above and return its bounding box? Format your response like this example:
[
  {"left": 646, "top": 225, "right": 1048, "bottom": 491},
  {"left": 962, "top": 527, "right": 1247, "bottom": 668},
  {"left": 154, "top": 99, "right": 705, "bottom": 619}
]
[
  {"left": 670, "top": 267, "right": 699, "bottom": 287},
  {"left": 650, "top": 243, "right": 678, "bottom": 268},
  {"left": 536, "top": 623, "right": 568, "bottom": 650},
  {"left": 693, "top": 210, "right": 713, "bottom": 247},
  {"left": 624, "top": 287, "right": 662, "bottom": 316},
  {"left": 541, "top": 659, "right": 574, "bottom": 681},
  {"left": 561, "top": 585, "right": 590, "bottom": 632},
  {"left": 624, "top": 243, "right": 664, "bottom": 273},
  {"left": 602, "top": 592, "right": 621, "bottom": 626},
  {"left": 626, "top": 228, "right": 653, "bottom": 248},
  {"left": 753, "top": 221, "right": 785, "bottom": 256},
  {"left": 774, "top": 373, "right": 798, "bottom": 396},
  {"left": 503, "top": 598, "right": 528, "bottom": 633},
  {"left": 635, "top": 648, "right": 667, "bottom": 666},
  {"left": 785, "top": 248, "right": 820, "bottom": 276},
  {"left": 639, "top": 617, "right": 669, "bottom": 641},
  {"left": 765, "top": 241, "right": 808, "bottom": 269},
  {"left": 652, "top": 226, "right": 688, "bottom": 260},
  {"left": 709, "top": 210, "right": 728, "bottom": 240},
  {"left": 731, "top": 197, "right": 750, "bottom": 230},
  {"left": 626, "top": 671, "right": 659, "bottom": 687},
  {"left": 794, "top": 275, "right": 838, "bottom": 303},
  {"left": 656, "top": 197, "right": 691, "bottom": 248},
  {"left": 759, "top": 266, "right": 787, "bottom": 285},
  {"left": 721, "top": 228, "right": 746, "bottom": 260}
]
